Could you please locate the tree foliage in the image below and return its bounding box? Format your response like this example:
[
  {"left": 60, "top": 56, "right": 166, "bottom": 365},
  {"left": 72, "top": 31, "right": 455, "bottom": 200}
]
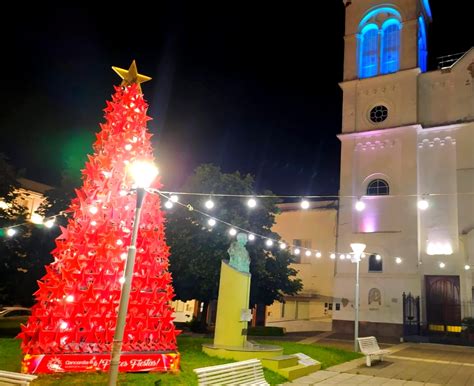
[
  {"left": 0, "top": 155, "right": 57, "bottom": 306},
  {"left": 166, "top": 164, "right": 302, "bottom": 310}
]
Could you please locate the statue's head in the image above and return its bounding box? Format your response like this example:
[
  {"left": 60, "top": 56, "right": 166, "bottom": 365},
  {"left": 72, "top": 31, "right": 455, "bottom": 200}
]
[{"left": 236, "top": 232, "right": 248, "bottom": 245}]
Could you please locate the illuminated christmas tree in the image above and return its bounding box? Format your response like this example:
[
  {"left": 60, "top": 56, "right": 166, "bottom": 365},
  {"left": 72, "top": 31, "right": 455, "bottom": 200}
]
[{"left": 19, "top": 61, "right": 180, "bottom": 374}]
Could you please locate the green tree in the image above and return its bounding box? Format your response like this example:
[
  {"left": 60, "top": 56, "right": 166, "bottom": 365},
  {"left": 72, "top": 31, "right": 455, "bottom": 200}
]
[
  {"left": 0, "top": 155, "right": 39, "bottom": 306},
  {"left": 166, "top": 164, "right": 302, "bottom": 327}
]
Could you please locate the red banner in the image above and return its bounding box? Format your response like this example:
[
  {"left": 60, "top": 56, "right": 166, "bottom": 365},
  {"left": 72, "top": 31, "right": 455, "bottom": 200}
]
[{"left": 22, "top": 352, "right": 180, "bottom": 374}]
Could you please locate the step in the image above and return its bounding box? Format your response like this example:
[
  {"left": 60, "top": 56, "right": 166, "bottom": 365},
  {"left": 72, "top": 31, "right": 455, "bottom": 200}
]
[
  {"left": 261, "top": 355, "right": 299, "bottom": 371},
  {"left": 277, "top": 362, "right": 321, "bottom": 381}
]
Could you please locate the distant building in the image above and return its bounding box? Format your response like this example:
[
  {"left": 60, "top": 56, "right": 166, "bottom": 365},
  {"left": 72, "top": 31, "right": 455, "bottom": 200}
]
[
  {"left": 16, "top": 178, "right": 52, "bottom": 221},
  {"left": 267, "top": 200, "right": 337, "bottom": 332},
  {"left": 0, "top": 178, "right": 52, "bottom": 223},
  {"left": 334, "top": 0, "right": 474, "bottom": 337}
]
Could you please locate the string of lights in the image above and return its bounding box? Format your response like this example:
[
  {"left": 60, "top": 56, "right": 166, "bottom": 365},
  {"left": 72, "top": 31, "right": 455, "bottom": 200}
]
[
  {"left": 152, "top": 189, "right": 380, "bottom": 262},
  {"left": 158, "top": 190, "right": 474, "bottom": 199},
  {"left": 0, "top": 190, "right": 370, "bottom": 261},
  {"left": 3, "top": 186, "right": 464, "bottom": 267},
  {"left": 0, "top": 210, "right": 71, "bottom": 236}
]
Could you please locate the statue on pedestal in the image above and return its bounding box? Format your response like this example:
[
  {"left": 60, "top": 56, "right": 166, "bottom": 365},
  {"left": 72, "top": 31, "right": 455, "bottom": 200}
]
[{"left": 228, "top": 233, "right": 250, "bottom": 273}]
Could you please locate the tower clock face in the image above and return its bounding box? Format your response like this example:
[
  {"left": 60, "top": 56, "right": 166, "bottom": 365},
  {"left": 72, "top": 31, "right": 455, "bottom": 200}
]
[{"left": 369, "top": 105, "right": 388, "bottom": 123}]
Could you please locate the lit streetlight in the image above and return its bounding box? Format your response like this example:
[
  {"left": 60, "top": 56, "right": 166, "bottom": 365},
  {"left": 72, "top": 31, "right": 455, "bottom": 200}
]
[
  {"left": 350, "top": 242, "right": 366, "bottom": 352},
  {"left": 108, "top": 160, "right": 158, "bottom": 386}
]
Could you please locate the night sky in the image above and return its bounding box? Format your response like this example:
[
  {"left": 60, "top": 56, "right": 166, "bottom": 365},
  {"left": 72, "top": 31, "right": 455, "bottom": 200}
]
[{"left": 0, "top": 2, "right": 471, "bottom": 195}]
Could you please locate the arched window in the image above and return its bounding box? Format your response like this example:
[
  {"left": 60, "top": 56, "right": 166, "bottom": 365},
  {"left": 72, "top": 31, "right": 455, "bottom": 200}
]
[
  {"left": 381, "top": 20, "right": 401, "bottom": 74},
  {"left": 358, "top": 7, "right": 402, "bottom": 78},
  {"left": 360, "top": 24, "right": 379, "bottom": 78},
  {"left": 368, "top": 254, "right": 383, "bottom": 272},
  {"left": 366, "top": 179, "right": 389, "bottom": 195},
  {"left": 418, "top": 16, "right": 427, "bottom": 72}
]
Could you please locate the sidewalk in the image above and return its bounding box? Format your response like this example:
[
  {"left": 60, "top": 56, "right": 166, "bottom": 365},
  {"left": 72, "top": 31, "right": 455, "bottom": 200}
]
[{"left": 288, "top": 340, "right": 474, "bottom": 385}]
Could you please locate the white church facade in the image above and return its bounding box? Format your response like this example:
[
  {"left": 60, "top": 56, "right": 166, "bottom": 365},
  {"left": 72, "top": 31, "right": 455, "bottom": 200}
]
[{"left": 332, "top": 0, "right": 474, "bottom": 337}]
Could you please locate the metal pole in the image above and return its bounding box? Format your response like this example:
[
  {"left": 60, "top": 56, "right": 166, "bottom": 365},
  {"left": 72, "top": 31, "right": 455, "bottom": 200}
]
[
  {"left": 354, "top": 259, "right": 360, "bottom": 352},
  {"left": 108, "top": 188, "right": 145, "bottom": 386}
]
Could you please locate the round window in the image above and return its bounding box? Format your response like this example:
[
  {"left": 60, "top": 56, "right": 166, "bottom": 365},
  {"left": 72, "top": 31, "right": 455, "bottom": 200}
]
[{"left": 369, "top": 105, "right": 388, "bottom": 123}]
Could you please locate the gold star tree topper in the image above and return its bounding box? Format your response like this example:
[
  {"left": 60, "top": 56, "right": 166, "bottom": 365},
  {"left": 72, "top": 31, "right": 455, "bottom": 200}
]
[{"left": 112, "top": 60, "right": 151, "bottom": 92}]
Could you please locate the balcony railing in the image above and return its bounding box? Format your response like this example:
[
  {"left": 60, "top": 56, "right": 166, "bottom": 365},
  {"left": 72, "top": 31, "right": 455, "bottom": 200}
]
[{"left": 437, "top": 51, "right": 467, "bottom": 69}]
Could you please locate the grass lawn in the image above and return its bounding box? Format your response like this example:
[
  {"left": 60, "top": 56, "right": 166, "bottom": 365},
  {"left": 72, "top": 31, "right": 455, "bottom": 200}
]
[{"left": 0, "top": 336, "right": 361, "bottom": 385}]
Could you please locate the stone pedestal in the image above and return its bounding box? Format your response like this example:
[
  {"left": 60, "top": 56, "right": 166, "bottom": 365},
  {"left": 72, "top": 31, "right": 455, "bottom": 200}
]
[{"left": 203, "top": 261, "right": 282, "bottom": 361}]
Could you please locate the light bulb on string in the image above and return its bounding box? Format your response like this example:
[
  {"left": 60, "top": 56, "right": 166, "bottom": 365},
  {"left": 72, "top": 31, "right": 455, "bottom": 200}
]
[
  {"left": 208, "top": 218, "right": 216, "bottom": 227},
  {"left": 89, "top": 206, "right": 98, "bottom": 214},
  {"left": 170, "top": 195, "right": 179, "bottom": 203},
  {"left": 116, "top": 239, "right": 123, "bottom": 246},
  {"left": 330, "top": 253, "right": 336, "bottom": 259},
  {"left": 66, "top": 295, "right": 74, "bottom": 303},
  {"left": 340, "top": 254, "right": 346, "bottom": 260},
  {"left": 465, "top": 265, "right": 471, "bottom": 271},
  {"left": 164, "top": 200, "right": 173, "bottom": 209},
  {"left": 418, "top": 197, "right": 429, "bottom": 210},
  {"left": 300, "top": 199, "right": 310, "bottom": 210},
  {"left": 375, "top": 254, "right": 382, "bottom": 261},
  {"left": 316, "top": 252, "right": 322, "bottom": 258},
  {"left": 355, "top": 199, "right": 366, "bottom": 212},
  {"left": 247, "top": 198, "right": 257, "bottom": 208},
  {"left": 294, "top": 248, "right": 301, "bottom": 255},
  {"left": 6, "top": 228, "right": 16, "bottom": 237},
  {"left": 119, "top": 277, "right": 126, "bottom": 284},
  {"left": 119, "top": 190, "right": 128, "bottom": 197},
  {"left": 395, "top": 257, "right": 402, "bottom": 264},
  {"left": 265, "top": 239, "right": 273, "bottom": 247},
  {"left": 229, "top": 228, "right": 237, "bottom": 236},
  {"left": 124, "top": 144, "right": 132, "bottom": 151},
  {"left": 439, "top": 262, "right": 445, "bottom": 268},
  {"left": 91, "top": 221, "right": 97, "bottom": 227},
  {"left": 305, "top": 250, "right": 311, "bottom": 257},
  {"left": 44, "top": 219, "right": 55, "bottom": 228},
  {"left": 30, "top": 213, "right": 44, "bottom": 224},
  {"left": 248, "top": 234, "right": 255, "bottom": 241},
  {"left": 279, "top": 242, "right": 287, "bottom": 250},
  {"left": 120, "top": 253, "right": 127, "bottom": 261},
  {"left": 205, "top": 198, "right": 215, "bottom": 210}
]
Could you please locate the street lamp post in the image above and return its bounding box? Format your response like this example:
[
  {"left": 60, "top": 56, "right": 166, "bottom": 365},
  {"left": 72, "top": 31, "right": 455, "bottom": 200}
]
[
  {"left": 108, "top": 161, "right": 158, "bottom": 386},
  {"left": 350, "top": 242, "right": 366, "bottom": 353}
]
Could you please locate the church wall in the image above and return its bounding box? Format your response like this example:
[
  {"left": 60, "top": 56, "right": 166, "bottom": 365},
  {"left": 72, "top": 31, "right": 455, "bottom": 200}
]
[
  {"left": 418, "top": 50, "right": 474, "bottom": 127},
  {"left": 334, "top": 125, "right": 420, "bottom": 330},
  {"left": 341, "top": 70, "right": 419, "bottom": 133}
]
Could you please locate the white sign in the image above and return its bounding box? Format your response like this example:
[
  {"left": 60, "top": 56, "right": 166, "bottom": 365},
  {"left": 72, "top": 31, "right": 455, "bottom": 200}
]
[{"left": 240, "top": 308, "right": 252, "bottom": 322}]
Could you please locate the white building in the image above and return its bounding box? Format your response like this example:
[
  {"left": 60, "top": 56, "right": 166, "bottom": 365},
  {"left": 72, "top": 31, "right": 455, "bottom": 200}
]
[{"left": 333, "top": 0, "right": 474, "bottom": 337}]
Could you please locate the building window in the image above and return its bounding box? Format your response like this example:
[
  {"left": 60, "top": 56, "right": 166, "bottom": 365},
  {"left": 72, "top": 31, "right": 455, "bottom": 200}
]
[
  {"left": 369, "top": 105, "right": 388, "bottom": 123},
  {"left": 381, "top": 20, "right": 401, "bottom": 74},
  {"left": 358, "top": 7, "right": 401, "bottom": 78},
  {"left": 360, "top": 24, "right": 379, "bottom": 78},
  {"left": 296, "top": 301, "right": 309, "bottom": 320},
  {"left": 366, "top": 179, "right": 389, "bottom": 195},
  {"left": 368, "top": 254, "right": 383, "bottom": 272}
]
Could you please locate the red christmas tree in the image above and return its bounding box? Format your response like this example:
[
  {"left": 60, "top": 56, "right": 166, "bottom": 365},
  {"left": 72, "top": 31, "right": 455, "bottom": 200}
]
[{"left": 19, "top": 62, "right": 180, "bottom": 373}]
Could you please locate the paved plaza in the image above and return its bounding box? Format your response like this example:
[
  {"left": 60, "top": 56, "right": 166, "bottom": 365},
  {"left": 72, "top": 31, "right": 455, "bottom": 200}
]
[{"left": 288, "top": 340, "right": 474, "bottom": 385}]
